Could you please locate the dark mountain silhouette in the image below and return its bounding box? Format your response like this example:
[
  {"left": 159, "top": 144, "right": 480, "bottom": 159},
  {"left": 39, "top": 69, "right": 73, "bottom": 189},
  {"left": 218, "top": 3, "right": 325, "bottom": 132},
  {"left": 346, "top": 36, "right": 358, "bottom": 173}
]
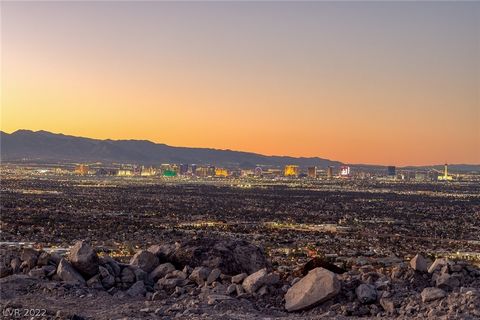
[{"left": 0, "top": 130, "right": 343, "bottom": 168}]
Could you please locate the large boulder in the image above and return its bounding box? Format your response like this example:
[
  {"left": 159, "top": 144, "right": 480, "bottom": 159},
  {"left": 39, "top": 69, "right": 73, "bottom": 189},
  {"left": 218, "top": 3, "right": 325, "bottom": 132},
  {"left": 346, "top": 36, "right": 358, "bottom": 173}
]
[
  {"left": 169, "top": 238, "right": 268, "bottom": 275},
  {"left": 285, "top": 267, "right": 341, "bottom": 312},
  {"left": 148, "top": 244, "right": 177, "bottom": 261},
  {"left": 57, "top": 259, "right": 85, "bottom": 285},
  {"left": 130, "top": 250, "right": 159, "bottom": 273},
  {"left": 68, "top": 241, "right": 99, "bottom": 278}
]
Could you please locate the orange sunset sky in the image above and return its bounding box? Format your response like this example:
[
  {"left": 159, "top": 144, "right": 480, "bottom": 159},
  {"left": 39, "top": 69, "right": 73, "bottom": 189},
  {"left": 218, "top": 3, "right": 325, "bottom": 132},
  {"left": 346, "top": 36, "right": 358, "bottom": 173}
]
[{"left": 1, "top": 2, "right": 479, "bottom": 166}]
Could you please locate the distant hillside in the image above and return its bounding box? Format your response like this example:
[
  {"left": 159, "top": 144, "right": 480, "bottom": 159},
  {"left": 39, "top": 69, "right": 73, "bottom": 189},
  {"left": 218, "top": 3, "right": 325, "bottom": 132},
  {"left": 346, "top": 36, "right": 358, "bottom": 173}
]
[{"left": 0, "top": 130, "right": 342, "bottom": 168}]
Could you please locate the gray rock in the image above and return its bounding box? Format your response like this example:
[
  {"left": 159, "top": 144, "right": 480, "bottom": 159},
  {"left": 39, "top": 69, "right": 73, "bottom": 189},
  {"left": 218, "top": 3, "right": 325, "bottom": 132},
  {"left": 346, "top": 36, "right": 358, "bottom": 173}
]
[
  {"left": 285, "top": 267, "right": 341, "bottom": 312},
  {"left": 43, "top": 265, "right": 56, "bottom": 277},
  {"left": 49, "top": 253, "right": 62, "bottom": 266},
  {"left": 356, "top": 284, "right": 377, "bottom": 304},
  {"left": 130, "top": 250, "right": 159, "bottom": 273},
  {"left": 134, "top": 268, "right": 148, "bottom": 283},
  {"left": 28, "top": 267, "right": 45, "bottom": 278},
  {"left": 86, "top": 274, "right": 104, "bottom": 289},
  {"left": 101, "top": 274, "right": 115, "bottom": 289},
  {"left": 167, "top": 270, "right": 187, "bottom": 280},
  {"left": 264, "top": 272, "right": 280, "bottom": 285},
  {"left": 57, "top": 259, "right": 85, "bottom": 285},
  {"left": 68, "top": 240, "right": 99, "bottom": 278},
  {"left": 157, "top": 277, "right": 187, "bottom": 290},
  {"left": 20, "top": 248, "right": 38, "bottom": 270},
  {"left": 207, "top": 268, "right": 221, "bottom": 285},
  {"left": 243, "top": 268, "right": 268, "bottom": 294},
  {"left": 127, "top": 280, "right": 146, "bottom": 297},
  {"left": 421, "top": 287, "right": 446, "bottom": 302},
  {"left": 10, "top": 257, "right": 21, "bottom": 274},
  {"left": 189, "top": 266, "right": 211, "bottom": 286},
  {"left": 226, "top": 283, "right": 236, "bottom": 295},
  {"left": 102, "top": 255, "right": 121, "bottom": 276},
  {"left": 99, "top": 266, "right": 111, "bottom": 278},
  {"left": 210, "top": 282, "right": 227, "bottom": 295},
  {"left": 410, "top": 254, "right": 429, "bottom": 273},
  {"left": 231, "top": 273, "right": 247, "bottom": 284},
  {"left": 428, "top": 258, "right": 448, "bottom": 274},
  {"left": 120, "top": 267, "right": 136, "bottom": 285},
  {"left": 236, "top": 284, "right": 245, "bottom": 296},
  {"left": 169, "top": 238, "right": 268, "bottom": 275},
  {"left": 37, "top": 252, "right": 51, "bottom": 267},
  {"left": 149, "top": 263, "right": 176, "bottom": 282},
  {"left": 436, "top": 273, "right": 460, "bottom": 290},
  {"left": 147, "top": 243, "right": 177, "bottom": 261}
]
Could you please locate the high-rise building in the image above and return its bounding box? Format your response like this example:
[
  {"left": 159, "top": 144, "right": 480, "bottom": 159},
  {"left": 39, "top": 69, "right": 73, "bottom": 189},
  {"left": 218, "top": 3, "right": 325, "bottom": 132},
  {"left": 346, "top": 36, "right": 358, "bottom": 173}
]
[
  {"left": 179, "top": 164, "right": 188, "bottom": 175},
  {"left": 172, "top": 164, "right": 179, "bottom": 174},
  {"left": 117, "top": 168, "right": 133, "bottom": 176},
  {"left": 163, "top": 169, "right": 177, "bottom": 177},
  {"left": 215, "top": 168, "right": 228, "bottom": 177},
  {"left": 207, "top": 165, "right": 216, "bottom": 177},
  {"left": 340, "top": 166, "right": 350, "bottom": 176},
  {"left": 307, "top": 166, "right": 317, "bottom": 178},
  {"left": 387, "top": 166, "right": 396, "bottom": 176},
  {"left": 140, "top": 166, "right": 156, "bottom": 176},
  {"left": 196, "top": 167, "right": 208, "bottom": 177},
  {"left": 74, "top": 164, "right": 89, "bottom": 175},
  {"left": 191, "top": 164, "right": 197, "bottom": 175},
  {"left": 438, "top": 163, "right": 453, "bottom": 181},
  {"left": 327, "top": 166, "right": 334, "bottom": 179},
  {"left": 284, "top": 165, "right": 299, "bottom": 177}
]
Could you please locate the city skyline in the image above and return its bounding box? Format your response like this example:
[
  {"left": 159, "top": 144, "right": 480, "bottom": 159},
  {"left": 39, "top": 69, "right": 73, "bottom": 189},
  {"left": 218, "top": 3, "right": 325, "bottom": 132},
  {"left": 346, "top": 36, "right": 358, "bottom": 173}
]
[{"left": 2, "top": 1, "right": 479, "bottom": 166}]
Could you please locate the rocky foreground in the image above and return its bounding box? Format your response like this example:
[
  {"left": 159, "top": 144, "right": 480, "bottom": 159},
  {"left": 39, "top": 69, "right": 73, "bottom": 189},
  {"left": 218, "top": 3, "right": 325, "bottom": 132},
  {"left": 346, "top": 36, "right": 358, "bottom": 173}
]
[{"left": 1, "top": 238, "right": 479, "bottom": 320}]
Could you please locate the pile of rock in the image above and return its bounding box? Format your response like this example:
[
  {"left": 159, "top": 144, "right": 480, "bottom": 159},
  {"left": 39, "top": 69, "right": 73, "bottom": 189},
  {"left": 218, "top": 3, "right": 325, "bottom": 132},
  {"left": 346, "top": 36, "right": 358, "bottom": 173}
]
[
  {"left": 1, "top": 241, "right": 480, "bottom": 319},
  {"left": 0, "top": 239, "right": 277, "bottom": 300}
]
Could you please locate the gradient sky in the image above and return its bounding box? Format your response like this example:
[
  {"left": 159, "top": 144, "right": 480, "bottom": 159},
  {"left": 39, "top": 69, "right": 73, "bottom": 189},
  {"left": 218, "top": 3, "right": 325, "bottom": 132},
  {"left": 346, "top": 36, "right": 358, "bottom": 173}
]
[{"left": 1, "top": 1, "right": 479, "bottom": 165}]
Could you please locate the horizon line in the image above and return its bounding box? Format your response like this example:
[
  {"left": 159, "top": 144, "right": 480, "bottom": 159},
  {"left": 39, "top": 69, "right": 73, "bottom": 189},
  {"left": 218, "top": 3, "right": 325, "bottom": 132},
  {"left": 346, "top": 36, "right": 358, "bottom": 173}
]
[{"left": 2, "top": 128, "right": 479, "bottom": 168}]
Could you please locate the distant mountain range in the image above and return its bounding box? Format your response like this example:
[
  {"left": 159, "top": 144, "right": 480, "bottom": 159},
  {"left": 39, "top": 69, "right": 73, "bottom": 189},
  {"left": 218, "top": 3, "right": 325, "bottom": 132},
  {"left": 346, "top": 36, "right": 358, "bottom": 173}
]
[
  {"left": 0, "top": 130, "right": 343, "bottom": 168},
  {"left": 2, "top": 130, "right": 479, "bottom": 172}
]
